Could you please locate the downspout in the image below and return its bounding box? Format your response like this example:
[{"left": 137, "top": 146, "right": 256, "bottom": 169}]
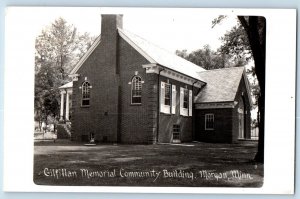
[{"left": 156, "top": 68, "right": 165, "bottom": 143}]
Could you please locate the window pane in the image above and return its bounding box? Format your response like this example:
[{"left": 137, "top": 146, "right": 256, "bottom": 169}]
[
  {"left": 132, "top": 96, "right": 141, "bottom": 104},
  {"left": 82, "top": 81, "right": 90, "bottom": 106},
  {"left": 173, "top": 124, "right": 181, "bottom": 140},
  {"left": 132, "top": 76, "right": 142, "bottom": 104},
  {"left": 183, "top": 89, "right": 188, "bottom": 108},
  {"left": 82, "top": 99, "right": 90, "bottom": 106},
  {"left": 164, "top": 83, "right": 171, "bottom": 106},
  {"left": 205, "top": 114, "right": 214, "bottom": 130}
]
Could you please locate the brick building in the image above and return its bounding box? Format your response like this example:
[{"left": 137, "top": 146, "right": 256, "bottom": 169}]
[{"left": 59, "top": 14, "right": 252, "bottom": 144}]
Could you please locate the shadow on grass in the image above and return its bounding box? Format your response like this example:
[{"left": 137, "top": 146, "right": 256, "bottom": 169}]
[{"left": 33, "top": 141, "right": 263, "bottom": 187}]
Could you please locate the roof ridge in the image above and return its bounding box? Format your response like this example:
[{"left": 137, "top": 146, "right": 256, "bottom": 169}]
[
  {"left": 118, "top": 28, "right": 157, "bottom": 63},
  {"left": 118, "top": 28, "right": 206, "bottom": 72},
  {"left": 119, "top": 28, "right": 176, "bottom": 56},
  {"left": 198, "top": 66, "right": 245, "bottom": 73}
]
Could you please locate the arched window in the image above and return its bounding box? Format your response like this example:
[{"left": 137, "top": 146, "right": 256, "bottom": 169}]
[
  {"left": 131, "top": 76, "right": 142, "bottom": 104},
  {"left": 82, "top": 81, "right": 91, "bottom": 106}
]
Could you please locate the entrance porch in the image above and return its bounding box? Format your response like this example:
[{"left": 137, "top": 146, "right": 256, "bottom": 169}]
[{"left": 58, "top": 82, "right": 73, "bottom": 122}]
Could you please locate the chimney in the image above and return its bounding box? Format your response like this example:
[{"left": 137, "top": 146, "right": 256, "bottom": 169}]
[
  {"left": 101, "top": 15, "right": 123, "bottom": 38},
  {"left": 100, "top": 14, "right": 123, "bottom": 75}
]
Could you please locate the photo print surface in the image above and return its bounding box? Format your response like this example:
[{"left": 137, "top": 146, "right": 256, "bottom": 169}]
[{"left": 32, "top": 8, "right": 266, "bottom": 187}]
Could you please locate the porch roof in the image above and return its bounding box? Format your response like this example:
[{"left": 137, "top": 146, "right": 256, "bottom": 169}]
[{"left": 59, "top": 81, "right": 73, "bottom": 89}]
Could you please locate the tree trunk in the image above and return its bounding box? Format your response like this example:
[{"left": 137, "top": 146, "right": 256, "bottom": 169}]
[
  {"left": 255, "top": 94, "right": 264, "bottom": 163},
  {"left": 239, "top": 16, "right": 266, "bottom": 163}
]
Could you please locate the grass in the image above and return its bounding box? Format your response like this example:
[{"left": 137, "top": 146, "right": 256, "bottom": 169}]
[{"left": 33, "top": 140, "right": 263, "bottom": 187}]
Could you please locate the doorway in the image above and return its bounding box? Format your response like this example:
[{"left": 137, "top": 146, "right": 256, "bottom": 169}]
[{"left": 238, "top": 97, "right": 245, "bottom": 139}]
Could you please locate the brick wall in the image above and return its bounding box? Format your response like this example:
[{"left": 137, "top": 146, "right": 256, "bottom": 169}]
[
  {"left": 71, "top": 15, "right": 158, "bottom": 144},
  {"left": 195, "top": 108, "right": 233, "bottom": 143},
  {"left": 117, "top": 37, "right": 154, "bottom": 144},
  {"left": 195, "top": 74, "right": 252, "bottom": 143},
  {"left": 158, "top": 76, "right": 198, "bottom": 143},
  {"left": 71, "top": 15, "right": 120, "bottom": 142}
]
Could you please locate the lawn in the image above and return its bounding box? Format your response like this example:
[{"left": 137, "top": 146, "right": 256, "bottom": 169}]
[{"left": 33, "top": 140, "right": 263, "bottom": 187}]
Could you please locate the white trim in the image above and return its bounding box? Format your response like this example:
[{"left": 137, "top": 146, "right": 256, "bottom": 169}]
[
  {"left": 143, "top": 64, "right": 204, "bottom": 88},
  {"left": 143, "top": 63, "right": 159, "bottom": 73},
  {"left": 171, "top": 85, "right": 176, "bottom": 114},
  {"left": 180, "top": 87, "right": 189, "bottom": 116},
  {"left": 59, "top": 81, "right": 73, "bottom": 89},
  {"left": 195, "top": 102, "right": 236, "bottom": 109},
  {"left": 70, "top": 36, "right": 102, "bottom": 75},
  {"left": 160, "top": 81, "right": 171, "bottom": 114},
  {"left": 69, "top": 74, "right": 80, "bottom": 81},
  {"left": 60, "top": 92, "right": 65, "bottom": 121},
  {"left": 188, "top": 90, "right": 193, "bottom": 116},
  {"left": 118, "top": 28, "right": 156, "bottom": 63}
]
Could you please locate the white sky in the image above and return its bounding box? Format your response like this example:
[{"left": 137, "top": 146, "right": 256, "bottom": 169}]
[{"left": 26, "top": 7, "right": 239, "bottom": 53}]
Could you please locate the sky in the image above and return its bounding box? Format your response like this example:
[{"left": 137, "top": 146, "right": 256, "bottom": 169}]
[{"left": 27, "top": 7, "right": 239, "bottom": 53}]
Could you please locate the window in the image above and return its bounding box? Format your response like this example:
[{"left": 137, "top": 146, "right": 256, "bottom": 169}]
[
  {"left": 164, "top": 83, "right": 171, "bottom": 106},
  {"left": 82, "top": 81, "right": 91, "bottom": 106},
  {"left": 161, "top": 81, "right": 174, "bottom": 114},
  {"left": 180, "top": 87, "right": 192, "bottom": 116},
  {"left": 183, "top": 89, "right": 188, "bottom": 109},
  {"left": 172, "top": 124, "right": 181, "bottom": 143},
  {"left": 171, "top": 85, "right": 176, "bottom": 114},
  {"left": 131, "top": 76, "right": 142, "bottom": 104},
  {"left": 205, "top": 114, "right": 214, "bottom": 130}
]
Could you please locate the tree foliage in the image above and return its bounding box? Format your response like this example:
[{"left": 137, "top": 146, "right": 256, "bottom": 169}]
[
  {"left": 176, "top": 44, "right": 248, "bottom": 70},
  {"left": 219, "top": 24, "right": 252, "bottom": 61},
  {"left": 35, "top": 17, "right": 95, "bottom": 125}
]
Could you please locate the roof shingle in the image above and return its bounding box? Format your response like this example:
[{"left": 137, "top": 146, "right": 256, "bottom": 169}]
[{"left": 194, "top": 67, "right": 245, "bottom": 103}]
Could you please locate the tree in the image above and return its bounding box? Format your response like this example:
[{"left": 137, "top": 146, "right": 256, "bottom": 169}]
[
  {"left": 35, "top": 18, "right": 95, "bottom": 78},
  {"left": 35, "top": 17, "right": 96, "bottom": 125},
  {"left": 214, "top": 16, "right": 266, "bottom": 163},
  {"left": 176, "top": 44, "right": 247, "bottom": 70}
]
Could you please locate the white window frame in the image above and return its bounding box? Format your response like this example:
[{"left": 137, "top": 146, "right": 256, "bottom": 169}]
[
  {"left": 160, "top": 81, "right": 171, "bottom": 114},
  {"left": 180, "top": 87, "right": 191, "bottom": 116},
  {"left": 189, "top": 90, "right": 193, "bottom": 116},
  {"left": 171, "top": 85, "right": 176, "bottom": 114},
  {"left": 164, "top": 82, "right": 171, "bottom": 106},
  {"left": 205, "top": 114, "right": 214, "bottom": 130}
]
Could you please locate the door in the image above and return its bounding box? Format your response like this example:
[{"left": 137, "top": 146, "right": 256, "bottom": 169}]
[{"left": 238, "top": 96, "right": 245, "bottom": 139}]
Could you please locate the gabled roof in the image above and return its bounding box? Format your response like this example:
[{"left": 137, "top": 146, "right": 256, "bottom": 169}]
[
  {"left": 118, "top": 28, "right": 206, "bottom": 80},
  {"left": 70, "top": 27, "right": 206, "bottom": 79},
  {"left": 194, "top": 67, "right": 252, "bottom": 105}
]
